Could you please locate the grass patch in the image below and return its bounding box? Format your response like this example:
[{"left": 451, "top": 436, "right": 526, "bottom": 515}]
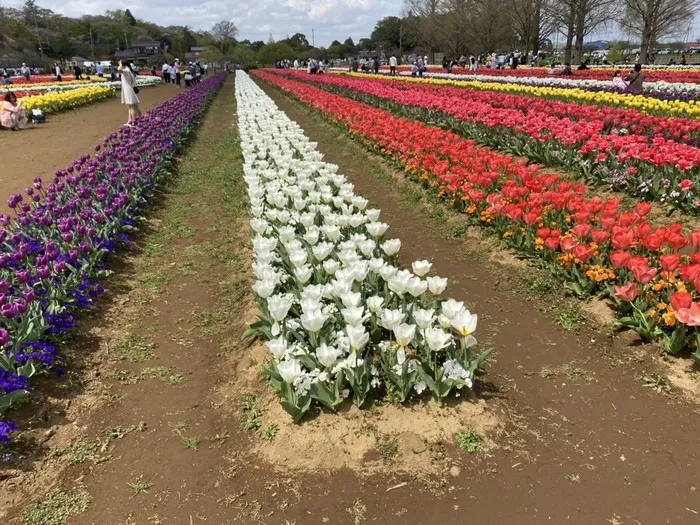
[
  {"left": 20, "top": 488, "right": 91, "bottom": 525},
  {"left": 553, "top": 305, "right": 586, "bottom": 331},
  {"left": 260, "top": 424, "right": 279, "bottom": 441},
  {"left": 141, "top": 366, "right": 185, "bottom": 385},
  {"left": 455, "top": 427, "right": 484, "bottom": 453},
  {"left": 241, "top": 394, "right": 263, "bottom": 430},
  {"left": 107, "top": 369, "right": 139, "bottom": 385},
  {"left": 115, "top": 333, "right": 156, "bottom": 362},
  {"left": 128, "top": 478, "right": 153, "bottom": 496},
  {"left": 524, "top": 273, "right": 556, "bottom": 296},
  {"left": 640, "top": 372, "right": 672, "bottom": 394}
]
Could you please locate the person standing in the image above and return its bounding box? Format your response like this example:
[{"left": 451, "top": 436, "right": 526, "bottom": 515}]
[
  {"left": 118, "top": 59, "right": 141, "bottom": 126},
  {"left": 389, "top": 54, "right": 397, "bottom": 76},
  {"left": 73, "top": 61, "right": 82, "bottom": 80},
  {"left": 55, "top": 63, "right": 63, "bottom": 81},
  {"left": 490, "top": 53, "right": 497, "bottom": 69},
  {"left": 162, "top": 61, "right": 170, "bottom": 83},
  {"left": 0, "top": 92, "right": 28, "bottom": 130},
  {"left": 416, "top": 55, "right": 424, "bottom": 77},
  {"left": 174, "top": 60, "right": 181, "bottom": 88},
  {"left": 151, "top": 65, "right": 157, "bottom": 77},
  {"left": 20, "top": 63, "right": 30, "bottom": 81},
  {"left": 96, "top": 62, "right": 104, "bottom": 78},
  {"left": 470, "top": 55, "right": 477, "bottom": 71}
]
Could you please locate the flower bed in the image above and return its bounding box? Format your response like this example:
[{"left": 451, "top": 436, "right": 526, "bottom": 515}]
[
  {"left": 7, "top": 76, "right": 108, "bottom": 86},
  {"left": 252, "top": 70, "right": 700, "bottom": 361},
  {"left": 270, "top": 70, "right": 700, "bottom": 213},
  {"left": 0, "top": 72, "right": 226, "bottom": 446},
  {"left": 380, "top": 65, "right": 700, "bottom": 84},
  {"left": 341, "top": 70, "right": 700, "bottom": 112},
  {"left": 17, "top": 85, "right": 116, "bottom": 115},
  {"left": 1, "top": 76, "right": 160, "bottom": 97},
  {"left": 237, "top": 71, "right": 488, "bottom": 421}
]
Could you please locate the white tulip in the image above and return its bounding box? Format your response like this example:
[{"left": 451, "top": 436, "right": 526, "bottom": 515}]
[
  {"left": 412, "top": 260, "right": 432, "bottom": 277},
  {"left": 266, "top": 337, "right": 288, "bottom": 359},
  {"left": 393, "top": 323, "right": 416, "bottom": 347},
  {"left": 346, "top": 325, "right": 370, "bottom": 351},
  {"left": 301, "top": 309, "right": 328, "bottom": 332},
  {"left": 250, "top": 218, "right": 268, "bottom": 234},
  {"left": 441, "top": 299, "right": 465, "bottom": 320},
  {"left": 437, "top": 314, "right": 451, "bottom": 330},
  {"left": 366, "top": 296, "right": 384, "bottom": 313},
  {"left": 294, "top": 265, "right": 313, "bottom": 284},
  {"left": 289, "top": 250, "right": 308, "bottom": 268},
  {"left": 312, "top": 242, "right": 334, "bottom": 261},
  {"left": 365, "top": 209, "right": 381, "bottom": 221},
  {"left": 413, "top": 308, "right": 435, "bottom": 330},
  {"left": 267, "top": 294, "right": 294, "bottom": 322},
  {"left": 381, "top": 239, "right": 401, "bottom": 256},
  {"left": 427, "top": 276, "right": 448, "bottom": 295},
  {"left": 368, "top": 258, "right": 385, "bottom": 273},
  {"left": 341, "top": 306, "right": 367, "bottom": 326},
  {"left": 316, "top": 343, "right": 342, "bottom": 368},
  {"left": 277, "top": 359, "right": 303, "bottom": 384},
  {"left": 450, "top": 309, "right": 478, "bottom": 340},
  {"left": 424, "top": 327, "right": 452, "bottom": 352},
  {"left": 252, "top": 279, "right": 275, "bottom": 298},
  {"left": 367, "top": 222, "right": 389, "bottom": 238},
  {"left": 322, "top": 259, "right": 340, "bottom": 275},
  {"left": 406, "top": 277, "right": 428, "bottom": 297},
  {"left": 381, "top": 308, "right": 405, "bottom": 330}
]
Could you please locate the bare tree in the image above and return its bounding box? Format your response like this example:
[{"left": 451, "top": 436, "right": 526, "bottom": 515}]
[
  {"left": 551, "top": 0, "right": 619, "bottom": 63},
  {"left": 211, "top": 20, "right": 238, "bottom": 55},
  {"left": 506, "top": 0, "right": 555, "bottom": 60},
  {"left": 620, "top": 0, "right": 698, "bottom": 62},
  {"left": 404, "top": 0, "right": 444, "bottom": 62},
  {"left": 465, "top": 0, "right": 514, "bottom": 54}
]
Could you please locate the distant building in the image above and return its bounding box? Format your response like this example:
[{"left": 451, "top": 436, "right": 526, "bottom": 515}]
[
  {"left": 184, "top": 46, "right": 207, "bottom": 63},
  {"left": 114, "top": 39, "right": 163, "bottom": 66}
]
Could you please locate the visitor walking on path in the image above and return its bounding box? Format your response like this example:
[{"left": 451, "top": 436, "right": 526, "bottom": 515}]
[
  {"left": 389, "top": 55, "right": 397, "bottom": 76},
  {"left": 20, "top": 63, "right": 30, "bottom": 81},
  {"left": 118, "top": 59, "right": 141, "bottom": 126},
  {"left": 174, "top": 60, "right": 182, "bottom": 88},
  {"left": 1, "top": 92, "right": 28, "bottom": 130},
  {"left": 162, "top": 61, "right": 170, "bottom": 83}
]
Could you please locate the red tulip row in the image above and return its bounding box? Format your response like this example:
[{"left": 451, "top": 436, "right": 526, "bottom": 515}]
[
  {"left": 253, "top": 69, "right": 700, "bottom": 357},
  {"left": 267, "top": 70, "right": 700, "bottom": 213}
]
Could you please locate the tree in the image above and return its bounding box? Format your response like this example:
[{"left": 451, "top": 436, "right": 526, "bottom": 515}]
[
  {"left": 211, "top": 20, "right": 237, "bottom": 55},
  {"left": 620, "top": 0, "right": 699, "bottom": 62},
  {"left": 506, "top": 0, "right": 554, "bottom": 60},
  {"left": 124, "top": 8, "right": 136, "bottom": 25},
  {"left": 371, "top": 16, "right": 402, "bottom": 51},
  {"left": 286, "top": 32, "right": 309, "bottom": 49},
  {"left": 404, "top": 0, "right": 444, "bottom": 62},
  {"left": 256, "top": 42, "right": 294, "bottom": 64},
  {"left": 232, "top": 44, "right": 256, "bottom": 67}
]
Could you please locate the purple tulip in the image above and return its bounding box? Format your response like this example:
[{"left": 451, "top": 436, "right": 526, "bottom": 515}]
[{"left": 16, "top": 270, "right": 30, "bottom": 283}]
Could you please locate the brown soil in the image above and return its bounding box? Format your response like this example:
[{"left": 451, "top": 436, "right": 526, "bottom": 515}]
[
  {"left": 2, "top": 76, "right": 700, "bottom": 525},
  {"left": 0, "top": 83, "right": 179, "bottom": 207}
]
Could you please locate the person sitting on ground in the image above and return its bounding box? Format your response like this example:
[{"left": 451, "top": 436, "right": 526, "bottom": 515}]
[
  {"left": 612, "top": 70, "right": 628, "bottom": 91},
  {"left": 625, "top": 63, "right": 644, "bottom": 92},
  {"left": 562, "top": 63, "right": 573, "bottom": 75},
  {"left": 1, "top": 92, "right": 28, "bottom": 130},
  {"left": 577, "top": 58, "right": 590, "bottom": 70}
]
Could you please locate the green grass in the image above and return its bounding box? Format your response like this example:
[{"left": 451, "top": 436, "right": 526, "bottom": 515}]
[
  {"left": 140, "top": 366, "right": 185, "bottom": 385},
  {"left": 260, "top": 424, "right": 279, "bottom": 441},
  {"left": 241, "top": 394, "right": 263, "bottom": 431},
  {"left": 115, "top": 333, "right": 156, "bottom": 362},
  {"left": 20, "top": 488, "right": 91, "bottom": 525},
  {"left": 455, "top": 427, "right": 484, "bottom": 453},
  {"left": 553, "top": 305, "right": 586, "bottom": 331},
  {"left": 128, "top": 479, "right": 153, "bottom": 496}
]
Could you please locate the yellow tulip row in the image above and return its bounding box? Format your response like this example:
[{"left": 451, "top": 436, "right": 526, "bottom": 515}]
[
  {"left": 5, "top": 78, "right": 108, "bottom": 91},
  {"left": 21, "top": 85, "right": 116, "bottom": 115},
  {"left": 339, "top": 72, "right": 700, "bottom": 117}
]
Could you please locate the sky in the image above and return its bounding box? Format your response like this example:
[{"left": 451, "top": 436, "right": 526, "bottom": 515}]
[
  {"left": 3, "top": 0, "right": 700, "bottom": 46},
  {"left": 2, "top": 0, "right": 404, "bottom": 47}
]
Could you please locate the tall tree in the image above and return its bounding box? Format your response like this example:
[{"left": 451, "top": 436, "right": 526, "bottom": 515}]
[
  {"left": 211, "top": 20, "right": 237, "bottom": 55},
  {"left": 506, "top": 0, "right": 553, "bottom": 60},
  {"left": 404, "top": 0, "right": 444, "bottom": 62},
  {"left": 620, "top": 0, "right": 699, "bottom": 62},
  {"left": 124, "top": 8, "right": 136, "bottom": 25}
]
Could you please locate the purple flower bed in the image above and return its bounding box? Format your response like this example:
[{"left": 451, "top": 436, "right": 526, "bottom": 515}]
[{"left": 0, "top": 72, "right": 226, "bottom": 446}]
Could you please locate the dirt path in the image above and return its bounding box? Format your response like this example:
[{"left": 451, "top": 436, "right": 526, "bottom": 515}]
[
  {"left": 0, "top": 83, "right": 179, "bottom": 206},
  {"left": 3, "top": 76, "right": 700, "bottom": 525},
  {"left": 256, "top": 80, "right": 700, "bottom": 524}
]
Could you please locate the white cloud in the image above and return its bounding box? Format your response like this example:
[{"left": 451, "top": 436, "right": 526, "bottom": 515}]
[{"left": 4, "top": 0, "right": 403, "bottom": 45}]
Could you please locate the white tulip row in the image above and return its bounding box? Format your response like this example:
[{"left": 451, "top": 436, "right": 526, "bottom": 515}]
[
  {"left": 235, "top": 71, "right": 488, "bottom": 420},
  {"left": 328, "top": 68, "right": 700, "bottom": 95},
  {"left": 0, "top": 76, "right": 162, "bottom": 95}
]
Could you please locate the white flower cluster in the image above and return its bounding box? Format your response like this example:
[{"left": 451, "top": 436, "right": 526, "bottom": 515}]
[
  {"left": 236, "top": 71, "right": 489, "bottom": 421},
  {"left": 0, "top": 75, "right": 162, "bottom": 95}
]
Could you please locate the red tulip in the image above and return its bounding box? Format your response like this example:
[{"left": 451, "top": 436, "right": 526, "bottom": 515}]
[
  {"left": 560, "top": 237, "right": 578, "bottom": 253},
  {"left": 631, "top": 265, "right": 657, "bottom": 284},
  {"left": 537, "top": 227, "right": 551, "bottom": 239},
  {"left": 614, "top": 282, "right": 638, "bottom": 302},
  {"left": 591, "top": 229, "right": 610, "bottom": 244},
  {"left": 666, "top": 233, "right": 688, "bottom": 251},
  {"left": 670, "top": 291, "right": 693, "bottom": 311},
  {"left": 659, "top": 253, "right": 681, "bottom": 271},
  {"left": 612, "top": 230, "right": 634, "bottom": 250},
  {"left": 572, "top": 223, "right": 591, "bottom": 239},
  {"left": 573, "top": 243, "right": 595, "bottom": 263},
  {"left": 643, "top": 233, "right": 665, "bottom": 251},
  {"left": 635, "top": 202, "right": 652, "bottom": 217},
  {"left": 610, "top": 250, "right": 631, "bottom": 268},
  {"left": 690, "top": 231, "right": 700, "bottom": 248},
  {"left": 676, "top": 302, "right": 700, "bottom": 327},
  {"left": 679, "top": 264, "right": 700, "bottom": 283},
  {"left": 679, "top": 179, "right": 693, "bottom": 191},
  {"left": 544, "top": 237, "right": 560, "bottom": 251}
]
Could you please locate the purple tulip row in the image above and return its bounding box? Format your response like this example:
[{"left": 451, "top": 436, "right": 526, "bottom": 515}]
[{"left": 0, "top": 72, "right": 227, "bottom": 448}]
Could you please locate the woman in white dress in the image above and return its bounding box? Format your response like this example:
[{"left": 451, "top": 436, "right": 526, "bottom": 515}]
[{"left": 118, "top": 59, "right": 141, "bottom": 126}]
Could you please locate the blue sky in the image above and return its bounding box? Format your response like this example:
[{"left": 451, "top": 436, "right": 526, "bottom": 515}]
[{"left": 4, "top": 0, "right": 700, "bottom": 46}]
